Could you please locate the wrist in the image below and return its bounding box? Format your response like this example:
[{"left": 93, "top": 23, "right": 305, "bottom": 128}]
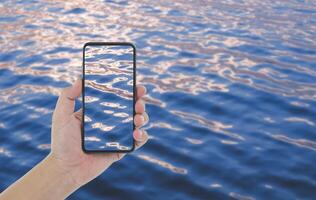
[
  {"left": 0, "top": 154, "right": 82, "bottom": 200},
  {"left": 43, "top": 154, "right": 81, "bottom": 198}
]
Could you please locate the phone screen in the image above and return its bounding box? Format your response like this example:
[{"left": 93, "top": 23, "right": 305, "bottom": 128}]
[{"left": 82, "top": 42, "right": 135, "bottom": 152}]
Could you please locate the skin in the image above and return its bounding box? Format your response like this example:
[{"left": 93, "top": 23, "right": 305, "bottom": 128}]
[{"left": 0, "top": 78, "right": 149, "bottom": 200}]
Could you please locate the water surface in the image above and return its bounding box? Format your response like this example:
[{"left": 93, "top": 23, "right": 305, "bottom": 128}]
[{"left": 0, "top": 0, "right": 316, "bottom": 199}]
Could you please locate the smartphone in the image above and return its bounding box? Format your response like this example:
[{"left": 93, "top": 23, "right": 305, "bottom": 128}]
[{"left": 82, "top": 42, "right": 136, "bottom": 153}]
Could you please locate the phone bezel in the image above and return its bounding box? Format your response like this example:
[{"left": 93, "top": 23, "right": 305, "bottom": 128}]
[{"left": 82, "top": 42, "right": 136, "bottom": 153}]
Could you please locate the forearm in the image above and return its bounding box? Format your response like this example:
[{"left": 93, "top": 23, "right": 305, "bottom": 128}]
[{"left": 0, "top": 154, "right": 79, "bottom": 200}]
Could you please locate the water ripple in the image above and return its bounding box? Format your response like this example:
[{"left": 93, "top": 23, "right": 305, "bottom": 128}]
[
  {"left": 269, "top": 134, "right": 316, "bottom": 151},
  {"left": 171, "top": 110, "right": 244, "bottom": 141},
  {"left": 137, "top": 154, "right": 188, "bottom": 175}
]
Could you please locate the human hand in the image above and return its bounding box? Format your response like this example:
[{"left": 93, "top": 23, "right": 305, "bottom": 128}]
[{"left": 49, "top": 78, "right": 149, "bottom": 188}]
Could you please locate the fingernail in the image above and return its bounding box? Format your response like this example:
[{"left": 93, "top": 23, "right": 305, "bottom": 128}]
[
  {"left": 72, "top": 77, "right": 81, "bottom": 88},
  {"left": 144, "top": 113, "right": 149, "bottom": 123},
  {"left": 142, "top": 100, "right": 146, "bottom": 111}
]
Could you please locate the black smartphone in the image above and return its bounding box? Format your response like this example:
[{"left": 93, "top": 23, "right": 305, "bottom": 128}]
[{"left": 82, "top": 42, "right": 136, "bottom": 153}]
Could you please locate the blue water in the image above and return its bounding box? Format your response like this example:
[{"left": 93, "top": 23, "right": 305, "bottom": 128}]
[{"left": 0, "top": 0, "right": 316, "bottom": 199}]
